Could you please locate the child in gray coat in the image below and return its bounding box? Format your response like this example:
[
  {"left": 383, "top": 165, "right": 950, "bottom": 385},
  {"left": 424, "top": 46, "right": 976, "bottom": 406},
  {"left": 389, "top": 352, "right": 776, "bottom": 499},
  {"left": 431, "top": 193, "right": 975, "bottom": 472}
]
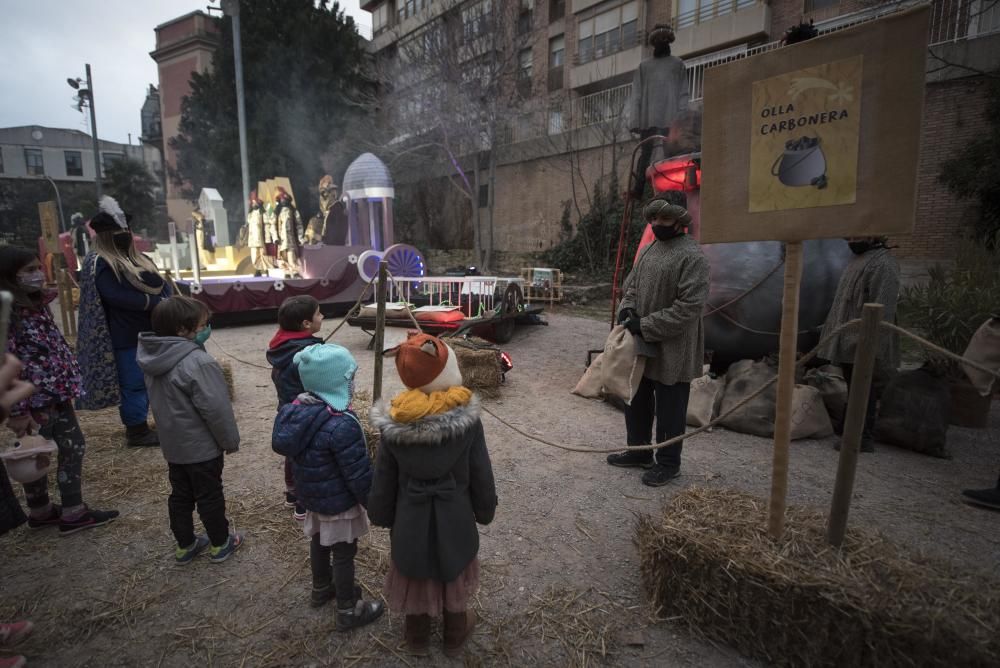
[{"left": 137, "top": 296, "right": 244, "bottom": 565}]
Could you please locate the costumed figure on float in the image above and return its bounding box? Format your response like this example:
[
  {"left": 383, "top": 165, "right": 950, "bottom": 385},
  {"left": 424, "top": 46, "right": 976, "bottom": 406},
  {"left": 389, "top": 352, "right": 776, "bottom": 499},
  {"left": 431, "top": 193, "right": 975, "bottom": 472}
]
[
  {"left": 305, "top": 176, "right": 348, "bottom": 245},
  {"left": 246, "top": 190, "right": 272, "bottom": 276},
  {"left": 274, "top": 186, "right": 304, "bottom": 278}
]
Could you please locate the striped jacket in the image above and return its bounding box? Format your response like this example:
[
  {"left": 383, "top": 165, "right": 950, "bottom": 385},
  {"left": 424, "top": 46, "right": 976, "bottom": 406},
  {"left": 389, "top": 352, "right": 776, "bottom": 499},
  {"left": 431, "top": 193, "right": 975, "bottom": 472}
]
[
  {"left": 817, "top": 247, "right": 900, "bottom": 373},
  {"left": 618, "top": 235, "right": 710, "bottom": 385}
]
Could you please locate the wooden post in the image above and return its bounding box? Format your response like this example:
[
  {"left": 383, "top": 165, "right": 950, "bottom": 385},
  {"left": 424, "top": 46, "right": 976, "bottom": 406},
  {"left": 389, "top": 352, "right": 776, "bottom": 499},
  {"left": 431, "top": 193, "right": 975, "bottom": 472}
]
[
  {"left": 372, "top": 260, "right": 388, "bottom": 401},
  {"left": 828, "top": 303, "right": 883, "bottom": 547},
  {"left": 58, "top": 269, "right": 77, "bottom": 338},
  {"left": 767, "top": 241, "right": 803, "bottom": 539}
]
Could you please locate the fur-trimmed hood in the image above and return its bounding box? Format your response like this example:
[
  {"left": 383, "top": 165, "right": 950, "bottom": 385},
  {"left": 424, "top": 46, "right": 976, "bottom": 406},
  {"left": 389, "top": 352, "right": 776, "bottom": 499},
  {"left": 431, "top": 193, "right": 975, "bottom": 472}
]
[
  {"left": 371, "top": 394, "right": 481, "bottom": 446},
  {"left": 371, "top": 395, "right": 483, "bottom": 481}
]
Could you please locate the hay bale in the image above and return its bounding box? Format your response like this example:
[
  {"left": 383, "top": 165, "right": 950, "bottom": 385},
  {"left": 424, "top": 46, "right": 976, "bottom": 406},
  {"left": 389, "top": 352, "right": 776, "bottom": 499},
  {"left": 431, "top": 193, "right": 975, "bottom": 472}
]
[
  {"left": 219, "top": 359, "right": 235, "bottom": 400},
  {"left": 450, "top": 337, "right": 503, "bottom": 399},
  {"left": 635, "top": 488, "right": 1000, "bottom": 667},
  {"left": 352, "top": 390, "right": 381, "bottom": 462}
]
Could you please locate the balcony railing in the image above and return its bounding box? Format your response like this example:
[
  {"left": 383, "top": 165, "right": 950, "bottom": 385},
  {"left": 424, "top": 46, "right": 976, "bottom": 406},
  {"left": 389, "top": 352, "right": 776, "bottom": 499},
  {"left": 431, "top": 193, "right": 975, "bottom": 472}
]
[
  {"left": 672, "top": 0, "right": 759, "bottom": 30},
  {"left": 572, "top": 83, "right": 632, "bottom": 128}
]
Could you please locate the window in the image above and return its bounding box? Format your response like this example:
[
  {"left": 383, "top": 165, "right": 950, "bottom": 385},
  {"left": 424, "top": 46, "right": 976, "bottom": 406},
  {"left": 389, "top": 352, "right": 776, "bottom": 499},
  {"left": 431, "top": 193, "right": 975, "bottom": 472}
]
[
  {"left": 64, "top": 150, "right": 83, "bottom": 177},
  {"left": 518, "top": 0, "right": 534, "bottom": 35},
  {"left": 517, "top": 48, "right": 533, "bottom": 96},
  {"left": 462, "top": 0, "right": 492, "bottom": 42},
  {"left": 547, "top": 108, "right": 564, "bottom": 135},
  {"left": 102, "top": 152, "right": 123, "bottom": 173},
  {"left": 372, "top": 2, "right": 389, "bottom": 34},
  {"left": 549, "top": 35, "right": 564, "bottom": 67},
  {"left": 549, "top": 0, "right": 566, "bottom": 22},
  {"left": 478, "top": 184, "right": 489, "bottom": 208},
  {"left": 24, "top": 148, "right": 44, "bottom": 176},
  {"left": 577, "top": 1, "right": 637, "bottom": 64},
  {"left": 804, "top": 0, "right": 839, "bottom": 13},
  {"left": 676, "top": 0, "right": 757, "bottom": 28}
]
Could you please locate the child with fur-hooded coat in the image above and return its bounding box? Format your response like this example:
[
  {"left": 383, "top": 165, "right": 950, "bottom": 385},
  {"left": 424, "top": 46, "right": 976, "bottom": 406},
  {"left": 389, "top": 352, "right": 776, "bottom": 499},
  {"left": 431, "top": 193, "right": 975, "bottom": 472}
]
[{"left": 368, "top": 333, "right": 498, "bottom": 657}]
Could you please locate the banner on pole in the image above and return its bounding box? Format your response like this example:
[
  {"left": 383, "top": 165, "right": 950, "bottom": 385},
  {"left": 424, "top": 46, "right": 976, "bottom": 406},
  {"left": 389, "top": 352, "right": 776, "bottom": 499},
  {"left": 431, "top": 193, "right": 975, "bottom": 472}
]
[
  {"left": 38, "top": 201, "right": 59, "bottom": 253},
  {"left": 700, "top": 6, "right": 929, "bottom": 243}
]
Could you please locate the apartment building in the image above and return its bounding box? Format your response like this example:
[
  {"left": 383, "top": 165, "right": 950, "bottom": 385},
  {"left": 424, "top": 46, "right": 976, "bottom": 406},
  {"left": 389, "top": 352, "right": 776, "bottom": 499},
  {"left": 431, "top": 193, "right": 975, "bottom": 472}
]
[
  {"left": 0, "top": 126, "right": 150, "bottom": 184},
  {"left": 365, "top": 0, "right": 998, "bottom": 263}
]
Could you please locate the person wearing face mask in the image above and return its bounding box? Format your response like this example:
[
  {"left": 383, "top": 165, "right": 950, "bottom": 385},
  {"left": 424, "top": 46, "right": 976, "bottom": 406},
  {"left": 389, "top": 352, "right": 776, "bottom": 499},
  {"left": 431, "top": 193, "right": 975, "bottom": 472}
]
[
  {"left": 137, "top": 296, "right": 243, "bottom": 564},
  {"left": 0, "top": 246, "right": 120, "bottom": 535},
  {"left": 608, "top": 192, "right": 710, "bottom": 487},
  {"left": 76, "top": 196, "right": 172, "bottom": 447},
  {"left": 817, "top": 236, "right": 900, "bottom": 453}
]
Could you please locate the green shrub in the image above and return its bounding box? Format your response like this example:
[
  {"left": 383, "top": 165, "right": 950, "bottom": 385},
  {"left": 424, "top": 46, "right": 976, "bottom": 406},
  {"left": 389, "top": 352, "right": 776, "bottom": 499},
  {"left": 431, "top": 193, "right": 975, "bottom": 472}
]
[{"left": 899, "top": 241, "right": 1000, "bottom": 372}]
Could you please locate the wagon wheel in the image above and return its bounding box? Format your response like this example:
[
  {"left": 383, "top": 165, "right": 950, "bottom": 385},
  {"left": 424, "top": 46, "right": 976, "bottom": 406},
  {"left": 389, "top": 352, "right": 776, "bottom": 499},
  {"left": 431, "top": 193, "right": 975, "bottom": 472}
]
[{"left": 491, "top": 283, "right": 523, "bottom": 344}]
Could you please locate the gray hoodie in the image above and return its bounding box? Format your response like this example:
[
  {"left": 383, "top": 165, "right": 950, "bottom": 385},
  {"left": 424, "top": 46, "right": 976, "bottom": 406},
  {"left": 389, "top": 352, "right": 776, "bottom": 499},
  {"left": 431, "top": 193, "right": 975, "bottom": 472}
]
[{"left": 137, "top": 333, "right": 240, "bottom": 465}]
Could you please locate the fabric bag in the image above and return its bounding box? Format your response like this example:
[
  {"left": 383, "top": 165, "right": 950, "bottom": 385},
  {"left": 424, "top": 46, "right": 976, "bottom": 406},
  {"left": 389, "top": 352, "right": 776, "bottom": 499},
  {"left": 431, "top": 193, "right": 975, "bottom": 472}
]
[
  {"left": 571, "top": 353, "right": 605, "bottom": 399},
  {"left": 687, "top": 374, "right": 723, "bottom": 427},
  {"left": 600, "top": 325, "right": 646, "bottom": 405},
  {"left": 963, "top": 316, "right": 1000, "bottom": 396},
  {"left": 804, "top": 364, "right": 848, "bottom": 431},
  {"left": 874, "top": 367, "right": 950, "bottom": 458}
]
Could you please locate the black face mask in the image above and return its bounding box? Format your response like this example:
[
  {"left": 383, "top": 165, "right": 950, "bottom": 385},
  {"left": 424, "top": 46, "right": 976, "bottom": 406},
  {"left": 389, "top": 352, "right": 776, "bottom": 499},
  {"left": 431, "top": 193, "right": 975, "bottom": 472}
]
[
  {"left": 113, "top": 232, "right": 133, "bottom": 252},
  {"left": 652, "top": 225, "right": 683, "bottom": 241}
]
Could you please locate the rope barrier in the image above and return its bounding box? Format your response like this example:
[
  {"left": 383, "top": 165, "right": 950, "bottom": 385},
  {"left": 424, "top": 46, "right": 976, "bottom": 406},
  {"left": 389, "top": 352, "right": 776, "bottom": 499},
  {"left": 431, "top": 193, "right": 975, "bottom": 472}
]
[
  {"left": 881, "top": 321, "right": 1000, "bottom": 382},
  {"left": 479, "top": 319, "right": 862, "bottom": 454}
]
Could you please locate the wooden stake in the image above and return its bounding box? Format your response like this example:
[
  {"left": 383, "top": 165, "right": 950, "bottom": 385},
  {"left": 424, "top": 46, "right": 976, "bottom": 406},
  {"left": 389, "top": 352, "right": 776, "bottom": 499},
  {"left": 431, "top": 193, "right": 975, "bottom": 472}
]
[
  {"left": 827, "top": 303, "right": 883, "bottom": 547},
  {"left": 59, "top": 269, "right": 77, "bottom": 337},
  {"left": 767, "top": 241, "right": 803, "bottom": 539},
  {"left": 372, "top": 260, "right": 388, "bottom": 401}
]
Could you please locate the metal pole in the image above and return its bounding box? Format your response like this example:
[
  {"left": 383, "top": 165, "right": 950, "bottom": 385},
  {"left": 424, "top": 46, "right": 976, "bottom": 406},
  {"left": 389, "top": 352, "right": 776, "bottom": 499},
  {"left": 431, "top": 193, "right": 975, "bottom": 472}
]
[
  {"left": 828, "top": 303, "right": 884, "bottom": 547},
  {"left": 190, "top": 231, "right": 202, "bottom": 285},
  {"left": 224, "top": 0, "right": 252, "bottom": 226},
  {"left": 85, "top": 64, "right": 102, "bottom": 200},
  {"left": 373, "top": 260, "right": 388, "bottom": 401},
  {"left": 168, "top": 221, "right": 180, "bottom": 274},
  {"left": 43, "top": 176, "right": 66, "bottom": 232}
]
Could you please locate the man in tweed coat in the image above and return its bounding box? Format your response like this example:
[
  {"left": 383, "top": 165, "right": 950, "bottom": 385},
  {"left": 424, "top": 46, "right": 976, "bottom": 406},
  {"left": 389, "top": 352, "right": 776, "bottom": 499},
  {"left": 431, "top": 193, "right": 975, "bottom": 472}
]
[
  {"left": 609, "top": 192, "right": 710, "bottom": 486},
  {"left": 817, "top": 236, "right": 900, "bottom": 453}
]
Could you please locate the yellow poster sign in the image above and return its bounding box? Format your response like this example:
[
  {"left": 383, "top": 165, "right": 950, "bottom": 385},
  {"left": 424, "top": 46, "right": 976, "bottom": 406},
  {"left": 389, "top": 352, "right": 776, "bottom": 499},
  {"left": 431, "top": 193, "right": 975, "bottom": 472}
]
[
  {"left": 38, "top": 201, "right": 60, "bottom": 253},
  {"left": 749, "top": 56, "right": 862, "bottom": 212}
]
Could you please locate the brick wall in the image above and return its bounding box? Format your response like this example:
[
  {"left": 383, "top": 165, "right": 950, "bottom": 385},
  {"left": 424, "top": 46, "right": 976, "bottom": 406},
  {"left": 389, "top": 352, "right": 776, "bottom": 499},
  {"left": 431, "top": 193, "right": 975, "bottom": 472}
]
[{"left": 892, "top": 77, "right": 990, "bottom": 259}]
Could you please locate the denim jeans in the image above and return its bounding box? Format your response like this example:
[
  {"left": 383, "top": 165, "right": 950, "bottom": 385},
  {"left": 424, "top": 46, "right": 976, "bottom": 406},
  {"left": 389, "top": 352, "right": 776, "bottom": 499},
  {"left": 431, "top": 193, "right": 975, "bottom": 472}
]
[
  {"left": 114, "top": 347, "right": 149, "bottom": 427},
  {"left": 623, "top": 376, "right": 690, "bottom": 468}
]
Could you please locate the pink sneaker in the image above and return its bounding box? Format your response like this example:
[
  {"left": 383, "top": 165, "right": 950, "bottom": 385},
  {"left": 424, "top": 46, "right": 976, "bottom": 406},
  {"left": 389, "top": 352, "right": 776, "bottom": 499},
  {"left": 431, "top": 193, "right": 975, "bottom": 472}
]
[{"left": 0, "top": 620, "right": 33, "bottom": 647}]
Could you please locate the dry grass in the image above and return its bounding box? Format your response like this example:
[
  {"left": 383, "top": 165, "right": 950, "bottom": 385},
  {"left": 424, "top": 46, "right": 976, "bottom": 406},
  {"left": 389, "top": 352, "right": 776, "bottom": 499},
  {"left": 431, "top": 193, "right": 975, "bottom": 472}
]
[{"left": 635, "top": 487, "right": 1000, "bottom": 667}]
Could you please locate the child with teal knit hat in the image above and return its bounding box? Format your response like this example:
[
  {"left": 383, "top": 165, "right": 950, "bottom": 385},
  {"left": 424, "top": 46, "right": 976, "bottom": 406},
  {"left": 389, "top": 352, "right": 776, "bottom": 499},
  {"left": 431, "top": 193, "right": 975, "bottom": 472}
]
[{"left": 272, "top": 344, "right": 384, "bottom": 631}]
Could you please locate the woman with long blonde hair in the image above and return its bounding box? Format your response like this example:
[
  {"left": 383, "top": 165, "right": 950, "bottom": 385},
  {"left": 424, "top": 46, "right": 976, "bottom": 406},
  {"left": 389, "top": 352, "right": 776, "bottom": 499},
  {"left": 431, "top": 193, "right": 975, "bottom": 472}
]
[{"left": 77, "top": 196, "right": 172, "bottom": 446}]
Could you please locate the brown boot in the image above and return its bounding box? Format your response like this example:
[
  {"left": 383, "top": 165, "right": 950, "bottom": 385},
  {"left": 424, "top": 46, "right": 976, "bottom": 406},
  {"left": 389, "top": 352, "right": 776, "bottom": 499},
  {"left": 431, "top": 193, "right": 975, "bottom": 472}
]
[
  {"left": 442, "top": 609, "right": 476, "bottom": 657},
  {"left": 403, "top": 614, "right": 431, "bottom": 656}
]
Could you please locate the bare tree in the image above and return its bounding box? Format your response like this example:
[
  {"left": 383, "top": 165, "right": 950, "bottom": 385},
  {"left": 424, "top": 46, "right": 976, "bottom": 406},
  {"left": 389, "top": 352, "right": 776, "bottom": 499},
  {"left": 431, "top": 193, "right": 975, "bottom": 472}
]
[{"left": 371, "top": 0, "right": 541, "bottom": 269}]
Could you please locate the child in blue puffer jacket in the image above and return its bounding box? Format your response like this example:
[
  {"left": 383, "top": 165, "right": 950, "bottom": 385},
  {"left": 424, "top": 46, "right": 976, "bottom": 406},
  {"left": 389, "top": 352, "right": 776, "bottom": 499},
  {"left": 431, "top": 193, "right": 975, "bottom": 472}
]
[{"left": 271, "top": 343, "right": 385, "bottom": 631}]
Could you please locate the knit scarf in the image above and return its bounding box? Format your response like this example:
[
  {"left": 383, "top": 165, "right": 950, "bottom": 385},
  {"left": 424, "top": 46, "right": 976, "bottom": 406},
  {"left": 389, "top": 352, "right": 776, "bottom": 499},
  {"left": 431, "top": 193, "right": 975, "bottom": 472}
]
[{"left": 389, "top": 386, "right": 472, "bottom": 423}]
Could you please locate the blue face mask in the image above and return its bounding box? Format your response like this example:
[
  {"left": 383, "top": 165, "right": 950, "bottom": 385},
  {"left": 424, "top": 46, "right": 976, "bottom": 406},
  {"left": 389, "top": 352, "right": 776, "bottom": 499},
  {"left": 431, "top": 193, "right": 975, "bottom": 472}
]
[{"left": 193, "top": 325, "right": 212, "bottom": 346}]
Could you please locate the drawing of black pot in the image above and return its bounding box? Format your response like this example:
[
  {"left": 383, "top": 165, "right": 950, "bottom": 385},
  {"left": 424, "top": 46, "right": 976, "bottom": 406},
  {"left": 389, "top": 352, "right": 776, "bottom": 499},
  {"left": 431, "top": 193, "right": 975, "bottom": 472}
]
[{"left": 771, "top": 136, "right": 827, "bottom": 189}]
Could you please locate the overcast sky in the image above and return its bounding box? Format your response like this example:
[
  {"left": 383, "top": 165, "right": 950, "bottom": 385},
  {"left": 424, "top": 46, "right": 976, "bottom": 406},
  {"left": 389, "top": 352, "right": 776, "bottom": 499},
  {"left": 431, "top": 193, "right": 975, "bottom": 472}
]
[{"left": 0, "top": 1, "right": 371, "bottom": 145}]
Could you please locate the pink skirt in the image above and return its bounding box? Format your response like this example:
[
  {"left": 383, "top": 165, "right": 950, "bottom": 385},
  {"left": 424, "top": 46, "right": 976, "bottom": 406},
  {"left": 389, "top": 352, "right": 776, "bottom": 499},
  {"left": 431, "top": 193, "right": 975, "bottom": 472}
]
[
  {"left": 302, "top": 505, "right": 370, "bottom": 546},
  {"left": 383, "top": 557, "right": 481, "bottom": 616}
]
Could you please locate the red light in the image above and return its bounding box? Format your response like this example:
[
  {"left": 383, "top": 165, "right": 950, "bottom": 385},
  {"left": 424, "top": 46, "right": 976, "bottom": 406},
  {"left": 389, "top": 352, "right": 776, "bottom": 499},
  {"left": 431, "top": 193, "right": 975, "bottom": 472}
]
[
  {"left": 647, "top": 159, "right": 700, "bottom": 193},
  {"left": 499, "top": 351, "right": 513, "bottom": 372}
]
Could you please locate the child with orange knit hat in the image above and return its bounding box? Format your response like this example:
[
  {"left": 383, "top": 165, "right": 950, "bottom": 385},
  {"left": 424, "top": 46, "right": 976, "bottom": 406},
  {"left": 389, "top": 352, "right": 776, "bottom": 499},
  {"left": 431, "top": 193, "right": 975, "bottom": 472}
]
[{"left": 367, "top": 333, "right": 497, "bottom": 657}]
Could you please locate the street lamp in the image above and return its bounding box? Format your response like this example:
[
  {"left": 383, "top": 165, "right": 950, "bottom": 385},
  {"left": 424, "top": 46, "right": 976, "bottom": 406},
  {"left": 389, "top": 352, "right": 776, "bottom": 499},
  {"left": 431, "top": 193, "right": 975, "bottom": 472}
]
[
  {"left": 221, "top": 0, "right": 251, "bottom": 224},
  {"left": 39, "top": 175, "right": 67, "bottom": 233},
  {"left": 67, "top": 64, "right": 102, "bottom": 200}
]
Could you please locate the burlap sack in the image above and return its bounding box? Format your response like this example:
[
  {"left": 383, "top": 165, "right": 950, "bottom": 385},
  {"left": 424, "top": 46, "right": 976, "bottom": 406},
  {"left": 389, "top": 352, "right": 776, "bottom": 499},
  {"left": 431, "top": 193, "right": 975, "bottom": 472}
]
[
  {"left": 719, "top": 359, "right": 833, "bottom": 439},
  {"left": 963, "top": 317, "right": 1000, "bottom": 396},
  {"left": 804, "top": 364, "right": 848, "bottom": 431},
  {"left": 687, "top": 374, "right": 724, "bottom": 427},
  {"left": 875, "top": 367, "right": 950, "bottom": 458},
  {"left": 790, "top": 385, "right": 834, "bottom": 440},
  {"left": 719, "top": 359, "right": 777, "bottom": 437},
  {"left": 572, "top": 353, "right": 605, "bottom": 399},
  {"left": 600, "top": 325, "right": 646, "bottom": 405}
]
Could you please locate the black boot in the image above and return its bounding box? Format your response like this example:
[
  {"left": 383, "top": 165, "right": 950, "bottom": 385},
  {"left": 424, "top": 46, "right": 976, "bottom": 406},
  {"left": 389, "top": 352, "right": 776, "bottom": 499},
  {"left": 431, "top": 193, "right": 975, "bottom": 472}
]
[
  {"left": 961, "top": 476, "right": 1000, "bottom": 510},
  {"left": 336, "top": 597, "right": 385, "bottom": 632},
  {"left": 125, "top": 423, "right": 159, "bottom": 447}
]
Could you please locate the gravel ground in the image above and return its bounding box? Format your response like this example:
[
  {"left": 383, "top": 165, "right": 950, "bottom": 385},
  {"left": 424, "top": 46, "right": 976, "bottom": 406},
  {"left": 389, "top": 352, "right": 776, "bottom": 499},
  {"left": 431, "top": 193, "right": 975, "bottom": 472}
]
[{"left": 1, "top": 308, "right": 997, "bottom": 667}]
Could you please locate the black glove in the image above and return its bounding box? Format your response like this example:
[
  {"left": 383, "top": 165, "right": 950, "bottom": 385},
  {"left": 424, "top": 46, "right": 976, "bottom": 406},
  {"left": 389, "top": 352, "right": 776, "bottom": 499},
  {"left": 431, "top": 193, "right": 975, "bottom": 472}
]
[
  {"left": 624, "top": 315, "right": 643, "bottom": 336},
  {"left": 618, "top": 308, "right": 637, "bottom": 325}
]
